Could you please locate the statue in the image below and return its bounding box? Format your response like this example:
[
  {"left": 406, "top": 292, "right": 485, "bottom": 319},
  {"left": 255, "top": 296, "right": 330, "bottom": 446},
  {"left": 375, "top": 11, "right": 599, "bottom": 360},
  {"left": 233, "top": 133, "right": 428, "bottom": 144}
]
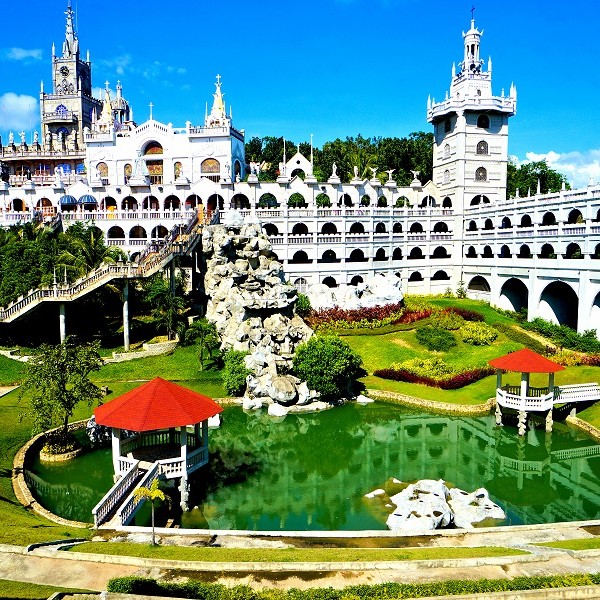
[
  {"left": 370, "top": 167, "right": 378, "bottom": 179},
  {"left": 33, "top": 131, "right": 39, "bottom": 144},
  {"left": 8, "top": 132, "right": 14, "bottom": 146},
  {"left": 353, "top": 165, "right": 359, "bottom": 179},
  {"left": 386, "top": 169, "right": 395, "bottom": 181},
  {"left": 332, "top": 162, "right": 338, "bottom": 177},
  {"left": 131, "top": 150, "right": 149, "bottom": 178},
  {"left": 410, "top": 170, "right": 420, "bottom": 180},
  {"left": 19, "top": 131, "right": 25, "bottom": 145}
]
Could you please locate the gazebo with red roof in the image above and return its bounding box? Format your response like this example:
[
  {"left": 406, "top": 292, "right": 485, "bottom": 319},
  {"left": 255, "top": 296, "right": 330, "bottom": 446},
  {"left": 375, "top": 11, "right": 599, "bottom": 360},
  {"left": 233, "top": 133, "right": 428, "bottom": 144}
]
[{"left": 93, "top": 377, "right": 222, "bottom": 520}]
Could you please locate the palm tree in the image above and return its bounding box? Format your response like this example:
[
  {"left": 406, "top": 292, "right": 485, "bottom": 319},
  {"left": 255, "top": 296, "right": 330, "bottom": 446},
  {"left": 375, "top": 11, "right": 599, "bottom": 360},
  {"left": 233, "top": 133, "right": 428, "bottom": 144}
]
[
  {"left": 185, "top": 318, "right": 221, "bottom": 371},
  {"left": 144, "top": 276, "right": 186, "bottom": 340},
  {"left": 133, "top": 478, "right": 167, "bottom": 546}
]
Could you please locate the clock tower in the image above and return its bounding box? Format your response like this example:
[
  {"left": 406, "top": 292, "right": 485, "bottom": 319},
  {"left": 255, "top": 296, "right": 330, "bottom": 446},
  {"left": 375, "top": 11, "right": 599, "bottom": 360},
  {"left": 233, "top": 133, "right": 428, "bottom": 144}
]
[
  {"left": 427, "top": 17, "right": 517, "bottom": 211},
  {"left": 40, "top": 3, "right": 101, "bottom": 148}
]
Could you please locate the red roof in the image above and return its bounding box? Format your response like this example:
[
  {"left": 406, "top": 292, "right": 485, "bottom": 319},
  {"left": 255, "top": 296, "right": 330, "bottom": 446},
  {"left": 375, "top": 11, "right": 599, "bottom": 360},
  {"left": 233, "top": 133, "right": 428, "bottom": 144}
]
[
  {"left": 94, "top": 377, "right": 222, "bottom": 431},
  {"left": 488, "top": 348, "right": 564, "bottom": 374}
]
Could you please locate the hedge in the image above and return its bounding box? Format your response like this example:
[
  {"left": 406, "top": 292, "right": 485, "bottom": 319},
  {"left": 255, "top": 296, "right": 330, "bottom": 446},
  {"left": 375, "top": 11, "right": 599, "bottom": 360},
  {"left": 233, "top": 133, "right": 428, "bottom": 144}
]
[
  {"left": 492, "top": 322, "right": 551, "bottom": 355},
  {"left": 107, "top": 573, "right": 600, "bottom": 599},
  {"left": 373, "top": 366, "right": 494, "bottom": 389}
]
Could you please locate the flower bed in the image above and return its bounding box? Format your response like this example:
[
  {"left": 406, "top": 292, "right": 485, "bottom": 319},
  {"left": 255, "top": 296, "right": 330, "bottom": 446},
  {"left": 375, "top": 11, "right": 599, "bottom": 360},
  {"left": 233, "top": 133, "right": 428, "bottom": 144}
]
[{"left": 374, "top": 365, "right": 494, "bottom": 390}]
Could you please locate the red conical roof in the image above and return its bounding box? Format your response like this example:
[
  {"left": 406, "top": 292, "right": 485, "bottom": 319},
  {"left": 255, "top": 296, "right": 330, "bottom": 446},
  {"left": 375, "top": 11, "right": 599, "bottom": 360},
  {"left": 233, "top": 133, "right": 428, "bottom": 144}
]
[
  {"left": 488, "top": 348, "right": 564, "bottom": 374},
  {"left": 94, "top": 377, "right": 222, "bottom": 432}
]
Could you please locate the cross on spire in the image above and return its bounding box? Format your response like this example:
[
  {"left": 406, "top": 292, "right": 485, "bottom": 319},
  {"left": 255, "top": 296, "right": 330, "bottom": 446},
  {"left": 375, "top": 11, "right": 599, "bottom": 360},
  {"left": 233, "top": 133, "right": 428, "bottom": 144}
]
[
  {"left": 104, "top": 80, "right": 109, "bottom": 90},
  {"left": 216, "top": 74, "right": 221, "bottom": 86},
  {"left": 471, "top": 5, "right": 475, "bottom": 19},
  {"left": 149, "top": 102, "right": 154, "bottom": 120}
]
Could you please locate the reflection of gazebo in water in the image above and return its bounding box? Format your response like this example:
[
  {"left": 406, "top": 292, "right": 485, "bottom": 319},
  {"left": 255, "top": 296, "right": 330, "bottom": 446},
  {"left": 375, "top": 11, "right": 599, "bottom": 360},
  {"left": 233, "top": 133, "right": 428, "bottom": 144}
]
[
  {"left": 489, "top": 348, "right": 600, "bottom": 435},
  {"left": 92, "top": 377, "right": 222, "bottom": 528}
]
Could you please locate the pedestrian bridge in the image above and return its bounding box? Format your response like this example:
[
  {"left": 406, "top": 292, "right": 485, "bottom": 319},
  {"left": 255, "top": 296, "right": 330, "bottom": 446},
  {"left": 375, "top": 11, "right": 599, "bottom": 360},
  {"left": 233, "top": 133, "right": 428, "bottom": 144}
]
[{"left": 497, "top": 382, "right": 600, "bottom": 412}]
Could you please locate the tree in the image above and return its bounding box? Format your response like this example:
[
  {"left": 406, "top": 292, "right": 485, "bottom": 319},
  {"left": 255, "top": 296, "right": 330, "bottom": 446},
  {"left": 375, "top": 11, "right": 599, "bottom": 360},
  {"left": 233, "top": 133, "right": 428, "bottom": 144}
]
[
  {"left": 144, "top": 275, "right": 186, "bottom": 341},
  {"left": 222, "top": 350, "right": 250, "bottom": 396},
  {"left": 132, "top": 478, "right": 167, "bottom": 546},
  {"left": 293, "top": 335, "right": 362, "bottom": 401},
  {"left": 507, "top": 159, "right": 570, "bottom": 199},
  {"left": 185, "top": 318, "right": 221, "bottom": 371},
  {"left": 22, "top": 338, "right": 103, "bottom": 448}
]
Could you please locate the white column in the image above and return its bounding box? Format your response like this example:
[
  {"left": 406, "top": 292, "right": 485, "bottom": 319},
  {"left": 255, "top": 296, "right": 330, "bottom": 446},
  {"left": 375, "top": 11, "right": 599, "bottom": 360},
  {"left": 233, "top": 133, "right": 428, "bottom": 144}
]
[
  {"left": 111, "top": 428, "right": 121, "bottom": 475},
  {"left": 122, "top": 280, "right": 130, "bottom": 351},
  {"left": 59, "top": 303, "right": 66, "bottom": 343},
  {"left": 520, "top": 371, "right": 530, "bottom": 399}
]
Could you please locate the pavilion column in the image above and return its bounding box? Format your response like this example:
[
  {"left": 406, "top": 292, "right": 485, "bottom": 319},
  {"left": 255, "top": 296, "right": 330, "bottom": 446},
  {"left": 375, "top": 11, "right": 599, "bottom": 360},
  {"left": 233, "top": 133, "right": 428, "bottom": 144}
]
[
  {"left": 59, "top": 303, "right": 66, "bottom": 343},
  {"left": 520, "top": 371, "right": 530, "bottom": 400},
  {"left": 111, "top": 428, "right": 121, "bottom": 476},
  {"left": 122, "top": 280, "right": 130, "bottom": 351},
  {"left": 180, "top": 426, "right": 189, "bottom": 510}
]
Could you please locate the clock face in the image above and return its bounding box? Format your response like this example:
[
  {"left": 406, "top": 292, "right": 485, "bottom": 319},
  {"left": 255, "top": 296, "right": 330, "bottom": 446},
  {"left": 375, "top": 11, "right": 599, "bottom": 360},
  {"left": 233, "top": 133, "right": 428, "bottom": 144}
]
[{"left": 60, "top": 66, "right": 70, "bottom": 77}]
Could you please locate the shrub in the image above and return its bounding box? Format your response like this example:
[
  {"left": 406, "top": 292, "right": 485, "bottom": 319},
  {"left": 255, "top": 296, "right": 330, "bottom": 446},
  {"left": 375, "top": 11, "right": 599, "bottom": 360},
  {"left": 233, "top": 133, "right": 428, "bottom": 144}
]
[
  {"left": 444, "top": 307, "right": 484, "bottom": 322},
  {"left": 222, "top": 350, "right": 250, "bottom": 396},
  {"left": 295, "top": 293, "right": 311, "bottom": 318},
  {"left": 305, "top": 302, "right": 407, "bottom": 331},
  {"left": 415, "top": 326, "right": 457, "bottom": 351},
  {"left": 492, "top": 323, "right": 550, "bottom": 355},
  {"left": 459, "top": 322, "right": 499, "bottom": 346},
  {"left": 293, "top": 335, "right": 362, "bottom": 401},
  {"left": 373, "top": 366, "right": 493, "bottom": 389},
  {"left": 523, "top": 318, "right": 600, "bottom": 353},
  {"left": 429, "top": 311, "right": 465, "bottom": 330},
  {"left": 391, "top": 357, "right": 455, "bottom": 380}
]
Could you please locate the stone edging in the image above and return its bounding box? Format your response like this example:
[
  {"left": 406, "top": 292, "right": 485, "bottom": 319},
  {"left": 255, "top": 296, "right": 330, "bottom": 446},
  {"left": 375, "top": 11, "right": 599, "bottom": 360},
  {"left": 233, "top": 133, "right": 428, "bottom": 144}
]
[
  {"left": 12, "top": 419, "right": 91, "bottom": 530},
  {"left": 366, "top": 388, "right": 495, "bottom": 415},
  {"left": 566, "top": 414, "right": 600, "bottom": 443}
]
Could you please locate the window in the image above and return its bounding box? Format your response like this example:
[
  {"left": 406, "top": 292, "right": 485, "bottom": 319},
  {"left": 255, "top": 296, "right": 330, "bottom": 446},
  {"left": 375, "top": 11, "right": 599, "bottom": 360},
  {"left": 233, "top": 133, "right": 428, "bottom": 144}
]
[
  {"left": 55, "top": 104, "right": 68, "bottom": 115},
  {"left": 476, "top": 140, "right": 488, "bottom": 155},
  {"left": 444, "top": 119, "right": 451, "bottom": 133},
  {"left": 477, "top": 114, "right": 489, "bottom": 128},
  {"left": 443, "top": 144, "right": 450, "bottom": 159},
  {"left": 475, "top": 167, "right": 487, "bottom": 181},
  {"left": 443, "top": 169, "right": 450, "bottom": 184}
]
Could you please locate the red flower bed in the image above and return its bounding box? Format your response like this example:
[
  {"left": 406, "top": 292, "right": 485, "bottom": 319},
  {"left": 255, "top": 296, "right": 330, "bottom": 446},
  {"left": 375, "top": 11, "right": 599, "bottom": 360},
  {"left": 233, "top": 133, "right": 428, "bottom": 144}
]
[
  {"left": 306, "top": 302, "right": 422, "bottom": 329},
  {"left": 373, "top": 366, "right": 494, "bottom": 390},
  {"left": 442, "top": 307, "right": 484, "bottom": 322}
]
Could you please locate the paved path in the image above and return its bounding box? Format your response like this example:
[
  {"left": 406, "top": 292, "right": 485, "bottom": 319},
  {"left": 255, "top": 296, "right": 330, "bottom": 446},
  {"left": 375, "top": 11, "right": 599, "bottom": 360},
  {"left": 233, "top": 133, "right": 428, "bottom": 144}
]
[{"left": 2, "top": 543, "right": 600, "bottom": 592}]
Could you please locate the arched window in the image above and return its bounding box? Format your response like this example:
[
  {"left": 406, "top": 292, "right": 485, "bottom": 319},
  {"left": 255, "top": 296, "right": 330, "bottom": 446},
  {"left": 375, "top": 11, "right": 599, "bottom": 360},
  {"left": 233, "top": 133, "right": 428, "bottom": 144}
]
[
  {"left": 322, "top": 277, "right": 337, "bottom": 288},
  {"left": 409, "top": 247, "right": 424, "bottom": 260},
  {"left": 174, "top": 161, "right": 182, "bottom": 179},
  {"left": 432, "top": 270, "right": 450, "bottom": 281},
  {"left": 349, "top": 222, "right": 365, "bottom": 234},
  {"left": 476, "top": 140, "right": 488, "bottom": 155},
  {"left": 539, "top": 243, "right": 556, "bottom": 259},
  {"left": 409, "top": 271, "right": 423, "bottom": 282},
  {"left": 375, "top": 222, "right": 387, "bottom": 233},
  {"left": 350, "top": 276, "right": 364, "bottom": 286},
  {"left": 443, "top": 144, "right": 450, "bottom": 159},
  {"left": 482, "top": 246, "right": 493, "bottom": 258},
  {"left": 107, "top": 226, "right": 125, "bottom": 239},
  {"left": 374, "top": 248, "right": 388, "bottom": 261},
  {"left": 468, "top": 220, "right": 478, "bottom": 231},
  {"left": 500, "top": 245, "right": 512, "bottom": 258},
  {"left": 520, "top": 214, "right": 532, "bottom": 228},
  {"left": 321, "top": 222, "right": 338, "bottom": 235},
  {"left": 320, "top": 250, "right": 338, "bottom": 263},
  {"left": 291, "top": 250, "right": 310, "bottom": 263},
  {"left": 288, "top": 192, "right": 306, "bottom": 207},
  {"left": 348, "top": 249, "right": 366, "bottom": 262},
  {"left": 565, "top": 243, "right": 583, "bottom": 259},
  {"left": 466, "top": 246, "right": 477, "bottom": 258},
  {"left": 393, "top": 222, "right": 402, "bottom": 233},
  {"left": 542, "top": 212, "right": 557, "bottom": 226},
  {"left": 292, "top": 223, "right": 309, "bottom": 235},
  {"left": 567, "top": 209, "right": 583, "bottom": 224},
  {"left": 484, "top": 219, "right": 494, "bottom": 230},
  {"left": 392, "top": 248, "right": 403, "bottom": 260},
  {"left": 477, "top": 114, "right": 490, "bottom": 128},
  {"left": 263, "top": 223, "right": 279, "bottom": 236},
  {"left": 501, "top": 217, "right": 512, "bottom": 229},
  {"left": 433, "top": 222, "right": 448, "bottom": 233},
  {"left": 409, "top": 222, "right": 424, "bottom": 233},
  {"left": 443, "top": 169, "right": 450, "bottom": 184},
  {"left": 55, "top": 104, "right": 68, "bottom": 115},
  {"left": 442, "top": 197, "right": 452, "bottom": 208},
  {"left": 124, "top": 163, "right": 132, "bottom": 183},
  {"left": 432, "top": 246, "right": 450, "bottom": 258},
  {"left": 518, "top": 244, "right": 531, "bottom": 258},
  {"left": 475, "top": 167, "right": 487, "bottom": 181},
  {"left": 201, "top": 158, "right": 220, "bottom": 173}
]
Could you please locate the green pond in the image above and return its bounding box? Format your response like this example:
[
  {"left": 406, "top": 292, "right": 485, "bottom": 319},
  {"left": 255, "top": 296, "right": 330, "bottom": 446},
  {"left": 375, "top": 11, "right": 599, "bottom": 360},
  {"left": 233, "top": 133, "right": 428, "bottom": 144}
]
[{"left": 27, "top": 402, "right": 600, "bottom": 530}]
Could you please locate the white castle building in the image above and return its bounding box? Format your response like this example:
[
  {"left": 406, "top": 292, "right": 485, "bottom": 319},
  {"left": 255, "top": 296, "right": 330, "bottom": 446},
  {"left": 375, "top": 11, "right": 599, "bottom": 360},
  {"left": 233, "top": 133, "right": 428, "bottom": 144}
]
[{"left": 1, "top": 8, "right": 600, "bottom": 334}]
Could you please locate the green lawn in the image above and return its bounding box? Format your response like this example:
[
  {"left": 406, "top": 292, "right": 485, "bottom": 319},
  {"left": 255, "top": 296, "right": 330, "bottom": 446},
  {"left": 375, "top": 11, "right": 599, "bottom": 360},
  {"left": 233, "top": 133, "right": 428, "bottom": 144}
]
[
  {"left": 536, "top": 538, "right": 600, "bottom": 551},
  {"left": 72, "top": 542, "right": 526, "bottom": 562},
  {"left": 0, "top": 354, "right": 26, "bottom": 386},
  {"left": 0, "top": 579, "right": 89, "bottom": 600}
]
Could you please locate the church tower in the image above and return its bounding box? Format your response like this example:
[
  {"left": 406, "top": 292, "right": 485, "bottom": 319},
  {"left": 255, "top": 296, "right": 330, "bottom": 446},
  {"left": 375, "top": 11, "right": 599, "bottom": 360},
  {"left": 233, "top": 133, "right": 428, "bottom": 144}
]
[
  {"left": 427, "top": 16, "right": 517, "bottom": 210},
  {"left": 40, "top": 3, "right": 101, "bottom": 148}
]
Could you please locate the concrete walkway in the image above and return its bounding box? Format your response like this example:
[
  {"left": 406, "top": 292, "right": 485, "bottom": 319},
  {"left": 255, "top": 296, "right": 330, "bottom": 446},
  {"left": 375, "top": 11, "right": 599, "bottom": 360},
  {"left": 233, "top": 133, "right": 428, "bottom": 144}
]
[{"left": 2, "top": 542, "right": 600, "bottom": 593}]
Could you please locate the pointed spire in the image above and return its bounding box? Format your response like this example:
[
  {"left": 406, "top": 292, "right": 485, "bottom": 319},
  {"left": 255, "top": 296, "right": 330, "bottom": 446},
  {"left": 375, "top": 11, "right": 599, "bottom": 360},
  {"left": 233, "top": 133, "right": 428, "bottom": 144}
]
[
  {"left": 40, "top": 80, "right": 44, "bottom": 93},
  {"left": 488, "top": 56, "right": 492, "bottom": 72},
  {"left": 451, "top": 62, "right": 456, "bottom": 78},
  {"left": 427, "top": 95, "right": 432, "bottom": 110},
  {"left": 86, "top": 49, "right": 90, "bottom": 63},
  {"left": 62, "top": 1, "right": 79, "bottom": 58},
  {"left": 52, "top": 42, "right": 55, "bottom": 58},
  {"left": 206, "top": 74, "right": 227, "bottom": 126}
]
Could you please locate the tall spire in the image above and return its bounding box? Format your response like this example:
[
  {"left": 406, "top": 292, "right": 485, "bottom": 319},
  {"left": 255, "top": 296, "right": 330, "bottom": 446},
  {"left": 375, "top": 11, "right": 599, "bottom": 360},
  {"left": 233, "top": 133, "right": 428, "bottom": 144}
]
[
  {"left": 62, "top": 2, "right": 79, "bottom": 58},
  {"left": 460, "top": 15, "right": 484, "bottom": 75},
  {"left": 205, "top": 74, "right": 230, "bottom": 128}
]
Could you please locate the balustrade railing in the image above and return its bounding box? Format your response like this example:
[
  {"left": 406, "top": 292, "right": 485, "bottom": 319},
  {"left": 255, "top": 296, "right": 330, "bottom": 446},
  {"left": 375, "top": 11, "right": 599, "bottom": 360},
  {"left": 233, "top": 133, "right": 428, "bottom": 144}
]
[
  {"left": 92, "top": 458, "right": 139, "bottom": 527},
  {"left": 117, "top": 464, "right": 159, "bottom": 526}
]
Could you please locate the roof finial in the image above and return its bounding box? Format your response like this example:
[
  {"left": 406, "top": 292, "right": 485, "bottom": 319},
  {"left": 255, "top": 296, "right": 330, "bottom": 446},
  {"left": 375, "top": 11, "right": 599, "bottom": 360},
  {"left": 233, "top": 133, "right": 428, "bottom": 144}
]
[
  {"left": 149, "top": 102, "right": 153, "bottom": 120},
  {"left": 471, "top": 4, "right": 475, "bottom": 26}
]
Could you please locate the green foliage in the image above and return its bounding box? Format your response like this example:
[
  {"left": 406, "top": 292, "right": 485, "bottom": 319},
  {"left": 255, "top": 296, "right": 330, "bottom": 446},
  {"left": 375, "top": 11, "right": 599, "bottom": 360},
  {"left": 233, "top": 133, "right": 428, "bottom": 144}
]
[
  {"left": 429, "top": 311, "right": 464, "bottom": 330},
  {"left": 415, "top": 326, "right": 457, "bottom": 351},
  {"left": 293, "top": 335, "right": 362, "bottom": 401},
  {"left": 21, "top": 338, "right": 103, "bottom": 442},
  {"left": 492, "top": 323, "right": 549, "bottom": 355},
  {"left": 455, "top": 279, "right": 467, "bottom": 299},
  {"left": 287, "top": 193, "right": 307, "bottom": 208},
  {"left": 459, "top": 322, "right": 499, "bottom": 346},
  {"left": 222, "top": 350, "right": 250, "bottom": 396},
  {"left": 392, "top": 357, "right": 456, "bottom": 379},
  {"left": 524, "top": 318, "right": 600, "bottom": 352},
  {"left": 315, "top": 193, "right": 331, "bottom": 208},
  {"left": 295, "top": 293, "right": 312, "bottom": 318},
  {"left": 143, "top": 275, "right": 186, "bottom": 341},
  {"left": 133, "top": 478, "right": 168, "bottom": 546},
  {"left": 507, "top": 158, "right": 570, "bottom": 198},
  {"left": 185, "top": 318, "right": 221, "bottom": 371}
]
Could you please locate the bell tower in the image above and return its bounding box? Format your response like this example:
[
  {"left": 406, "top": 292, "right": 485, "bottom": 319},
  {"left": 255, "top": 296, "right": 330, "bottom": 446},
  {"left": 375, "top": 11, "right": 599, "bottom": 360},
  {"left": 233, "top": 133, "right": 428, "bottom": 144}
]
[
  {"left": 40, "top": 2, "right": 101, "bottom": 148},
  {"left": 427, "top": 15, "right": 517, "bottom": 210}
]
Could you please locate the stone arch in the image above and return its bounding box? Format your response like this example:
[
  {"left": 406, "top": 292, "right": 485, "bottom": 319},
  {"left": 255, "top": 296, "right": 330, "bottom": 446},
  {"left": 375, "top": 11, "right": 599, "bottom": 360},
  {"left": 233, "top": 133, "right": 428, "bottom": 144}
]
[
  {"left": 349, "top": 222, "right": 365, "bottom": 234},
  {"left": 477, "top": 114, "right": 490, "bottom": 128},
  {"left": 433, "top": 221, "right": 448, "bottom": 233},
  {"left": 498, "top": 278, "right": 529, "bottom": 313},
  {"left": 589, "top": 291, "right": 600, "bottom": 335},
  {"left": 323, "top": 276, "right": 337, "bottom": 288},
  {"left": 290, "top": 250, "right": 310, "bottom": 263},
  {"left": 542, "top": 211, "right": 557, "bottom": 226},
  {"left": 101, "top": 196, "right": 117, "bottom": 211},
  {"left": 350, "top": 275, "right": 364, "bottom": 286},
  {"left": 520, "top": 214, "right": 532, "bottom": 227},
  {"left": 151, "top": 225, "right": 168, "bottom": 239},
  {"left": 539, "top": 243, "right": 556, "bottom": 259},
  {"left": 341, "top": 193, "right": 353, "bottom": 207},
  {"left": 482, "top": 245, "right": 493, "bottom": 258},
  {"left": 518, "top": 244, "right": 532, "bottom": 258},
  {"left": 320, "top": 249, "right": 338, "bottom": 263},
  {"left": 107, "top": 226, "right": 125, "bottom": 239},
  {"left": 292, "top": 223, "right": 309, "bottom": 235},
  {"left": 258, "top": 192, "right": 279, "bottom": 208},
  {"left": 348, "top": 248, "right": 366, "bottom": 262},
  {"left": 468, "top": 275, "right": 491, "bottom": 292},
  {"left": 375, "top": 222, "right": 387, "bottom": 233},
  {"left": 393, "top": 222, "right": 402, "bottom": 233},
  {"left": 565, "top": 242, "right": 583, "bottom": 259},
  {"left": 377, "top": 195, "right": 388, "bottom": 207},
  {"left": 392, "top": 247, "right": 403, "bottom": 260},
  {"left": 538, "top": 281, "right": 578, "bottom": 329},
  {"left": 567, "top": 208, "right": 583, "bottom": 224},
  {"left": 263, "top": 223, "right": 279, "bottom": 236},
  {"left": 130, "top": 252, "right": 141, "bottom": 262},
  {"left": 408, "top": 271, "right": 423, "bottom": 282},
  {"left": 470, "top": 194, "right": 490, "bottom": 206},
  {"left": 144, "top": 195, "right": 160, "bottom": 210},
  {"left": 374, "top": 248, "right": 388, "bottom": 261},
  {"left": 129, "top": 225, "right": 147, "bottom": 239},
  {"left": 468, "top": 220, "right": 478, "bottom": 231},
  {"left": 207, "top": 194, "right": 224, "bottom": 212},
  {"left": 432, "top": 270, "right": 450, "bottom": 281},
  {"left": 232, "top": 193, "right": 250, "bottom": 209},
  {"left": 443, "top": 196, "right": 452, "bottom": 208},
  {"left": 499, "top": 244, "right": 512, "bottom": 258},
  {"left": 409, "top": 222, "right": 423, "bottom": 234},
  {"left": 466, "top": 246, "right": 477, "bottom": 258},
  {"left": 315, "top": 192, "right": 331, "bottom": 208},
  {"left": 121, "top": 196, "right": 137, "bottom": 210},
  {"left": 360, "top": 194, "right": 371, "bottom": 206},
  {"left": 501, "top": 216, "right": 512, "bottom": 229},
  {"left": 484, "top": 218, "right": 494, "bottom": 230},
  {"left": 186, "top": 194, "right": 201, "bottom": 209},
  {"left": 432, "top": 246, "right": 450, "bottom": 258},
  {"left": 321, "top": 222, "right": 338, "bottom": 234},
  {"left": 36, "top": 197, "right": 55, "bottom": 216},
  {"left": 165, "top": 195, "right": 182, "bottom": 210},
  {"left": 288, "top": 192, "right": 306, "bottom": 207},
  {"left": 143, "top": 141, "right": 163, "bottom": 155},
  {"left": 408, "top": 247, "right": 424, "bottom": 260}
]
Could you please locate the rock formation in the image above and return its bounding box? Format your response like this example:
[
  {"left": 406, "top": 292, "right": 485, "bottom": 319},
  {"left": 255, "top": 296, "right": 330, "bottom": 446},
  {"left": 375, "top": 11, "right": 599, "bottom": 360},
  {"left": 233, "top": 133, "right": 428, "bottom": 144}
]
[
  {"left": 364, "top": 478, "right": 505, "bottom": 531},
  {"left": 202, "top": 215, "right": 320, "bottom": 410}
]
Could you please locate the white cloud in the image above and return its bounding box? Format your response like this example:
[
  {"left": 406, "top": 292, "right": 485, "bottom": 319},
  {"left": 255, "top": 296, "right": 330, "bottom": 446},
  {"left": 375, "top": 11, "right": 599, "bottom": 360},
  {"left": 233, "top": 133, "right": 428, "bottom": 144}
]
[
  {"left": 515, "top": 149, "right": 600, "bottom": 189},
  {"left": 97, "top": 54, "right": 132, "bottom": 76},
  {"left": 1, "top": 47, "right": 42, "bottom": 61},
  {"left": 0, "top": 93, "right": 38, "bottom": 132}
]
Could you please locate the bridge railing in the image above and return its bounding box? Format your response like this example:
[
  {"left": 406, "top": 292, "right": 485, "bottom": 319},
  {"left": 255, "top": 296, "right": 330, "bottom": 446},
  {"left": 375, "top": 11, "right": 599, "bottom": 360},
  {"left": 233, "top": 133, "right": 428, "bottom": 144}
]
[
  {"left": 92, "top": 458, "right": 140, "bottom": 527},
  {"left": 496, "top": 389, "right": 554, "bottom": 411},
  {"left": 116, "top": 463, "right": 159, "bottom": 526},
  {"left": 554, "top": 383, "right": 600, "bottom": 404}
]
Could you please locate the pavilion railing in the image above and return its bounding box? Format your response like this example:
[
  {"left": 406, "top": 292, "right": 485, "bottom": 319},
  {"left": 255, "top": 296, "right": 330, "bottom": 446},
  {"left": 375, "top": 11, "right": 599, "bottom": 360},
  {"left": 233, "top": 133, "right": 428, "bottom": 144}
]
[
  {"left": 496, "top": 389, "right": 554, "bottom": 412},
  {"left": 120, "top": 431, "right": 200, "bottom": 456},
  {"left": 92, "top": 457, "right": 140, "bottom": 527},
  {"left": 187, "top": 447, "right": 208, "bottom": 473},
  {"left": 117, "top": 463, "right": 159, "bottom": 526}
]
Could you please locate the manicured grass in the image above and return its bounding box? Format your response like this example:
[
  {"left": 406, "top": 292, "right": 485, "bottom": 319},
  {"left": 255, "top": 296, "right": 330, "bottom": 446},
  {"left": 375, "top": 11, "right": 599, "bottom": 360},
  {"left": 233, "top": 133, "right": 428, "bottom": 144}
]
[
  {"left": 536, "top": 538, "right": 600, "bottom": 550},
  {"left": 72, "top": 542, "right": 526, "bottom": 562},
  {"left": 0, "top": 579, "right": 89, "bottom": 599},
  {"left": 0, "top": 354, "right": 26, "bottom": 386}
]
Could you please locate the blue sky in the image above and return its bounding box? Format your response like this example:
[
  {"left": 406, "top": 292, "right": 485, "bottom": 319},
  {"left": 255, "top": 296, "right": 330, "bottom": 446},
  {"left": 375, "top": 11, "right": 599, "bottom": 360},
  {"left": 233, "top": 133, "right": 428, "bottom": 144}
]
[{"left": 1, "top": 0, "right": 599, "bottom": 187}]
